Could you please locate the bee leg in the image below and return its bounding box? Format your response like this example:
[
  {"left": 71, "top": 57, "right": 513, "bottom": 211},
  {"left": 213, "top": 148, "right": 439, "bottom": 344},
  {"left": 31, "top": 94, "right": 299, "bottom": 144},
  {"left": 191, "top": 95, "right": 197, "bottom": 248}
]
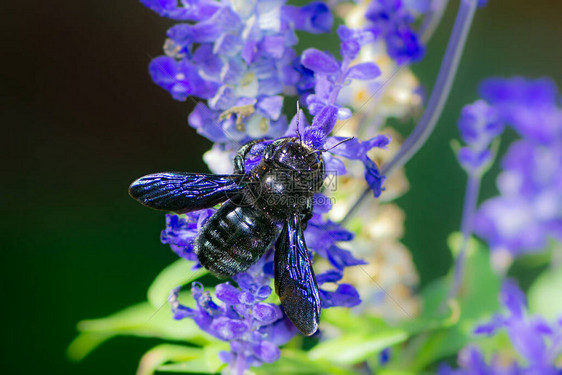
[{"left": 233, "top": 139, "right": 266, "bottom": 174}]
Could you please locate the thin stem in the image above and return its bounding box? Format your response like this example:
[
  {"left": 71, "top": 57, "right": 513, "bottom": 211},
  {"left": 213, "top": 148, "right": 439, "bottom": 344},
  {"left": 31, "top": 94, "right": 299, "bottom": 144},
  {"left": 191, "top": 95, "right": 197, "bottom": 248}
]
[
  {"left": 449, "top": 172, "right": 481, "bottom": 298},
  {"left": 420, "top": 0, "right": 450, "bottom": 44},
  {"left": 340, "top": 0, "right": 478, "bottom": 225}
]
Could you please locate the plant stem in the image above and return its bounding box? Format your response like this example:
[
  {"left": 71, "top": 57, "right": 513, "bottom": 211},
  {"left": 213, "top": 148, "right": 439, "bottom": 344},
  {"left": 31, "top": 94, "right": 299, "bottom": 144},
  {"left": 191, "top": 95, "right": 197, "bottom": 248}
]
[
  {"left": 420, "top": 0, "right": 450, "bottom": 44},
  {"left": 340, "top": 0, "right": 478, "bottom": 225},
  {"left": 449, "top": 172, "right": 481, "bottom": 298}
]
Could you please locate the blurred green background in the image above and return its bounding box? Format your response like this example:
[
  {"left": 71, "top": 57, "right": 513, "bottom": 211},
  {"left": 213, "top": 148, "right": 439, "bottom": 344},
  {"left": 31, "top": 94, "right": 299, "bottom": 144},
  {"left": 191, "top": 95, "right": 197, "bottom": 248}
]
[{"left": 2, "top": 0, "right": 562, "bottom": 373}]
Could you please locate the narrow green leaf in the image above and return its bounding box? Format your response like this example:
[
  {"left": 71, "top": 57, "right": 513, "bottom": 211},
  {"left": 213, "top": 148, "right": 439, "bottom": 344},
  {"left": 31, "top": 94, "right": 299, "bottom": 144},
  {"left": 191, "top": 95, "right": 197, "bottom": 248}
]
[
  {"left": 137, "top": 344, "right": 202, "bottom": 375},
  {"left": 528, "top": 267, "right": 562, "bottom": 321},
  {"left": 156, "top": 344, "right": 228, "bottom": 375},
  {"left": 308, "top": 330, "right": 408, "bottom": 364},
  {"left": 256, "top": 349, "right": 359, "bottom": 375},
  {"left": 148, "top": 259, "right": 208, "bottom": 308},
  {"left": 67, "top": 332, "right": 113, "bottom": 362},
  {"left": 157, "top": 359, "right": 222, "bottom": 374},
  {"left": 69, "top": 300, "right": 207, "bottom": 360}
]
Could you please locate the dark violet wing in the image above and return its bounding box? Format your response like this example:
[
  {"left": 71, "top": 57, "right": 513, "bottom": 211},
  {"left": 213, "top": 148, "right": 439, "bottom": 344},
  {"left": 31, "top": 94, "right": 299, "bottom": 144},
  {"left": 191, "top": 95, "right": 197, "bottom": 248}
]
[
  {"left": 128, "top": 172, "right": 244, "bottom": 213},
  {"left": 275, "top": 215, "right": 321, "bottom": 336}
]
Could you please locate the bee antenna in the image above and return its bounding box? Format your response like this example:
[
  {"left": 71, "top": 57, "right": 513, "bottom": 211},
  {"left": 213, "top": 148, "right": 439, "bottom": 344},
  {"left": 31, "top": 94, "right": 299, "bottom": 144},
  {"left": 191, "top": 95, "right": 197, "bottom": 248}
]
[
  {"left": 306, "top": 150, "right": 323, "bottom": 156},
  {"left": 295, "top": 101, "right": 302, "bottom": 144},
  {"left": 324, "top": 136, "right": 355, "bottom": 152}
]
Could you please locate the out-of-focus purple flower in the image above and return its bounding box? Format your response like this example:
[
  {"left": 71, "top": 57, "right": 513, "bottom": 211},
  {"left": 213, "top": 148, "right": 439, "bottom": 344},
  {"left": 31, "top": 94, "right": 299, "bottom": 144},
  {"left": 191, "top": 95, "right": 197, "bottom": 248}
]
[
  {"left": 479, "top": 77, "right": 562, "bottom": 145},
  {"left": 456, "top": 100, "right": 503, "bottom": 174},
  {"left": 439, "top": 280, "right": 562, "bottom": 375},
  {"left": 161, "top": 210, "right": 215, "bottom": 263},
  {"left": 473, "top": 78, "right": 562, "bottom": 262},
  {"left": 365, "top": 0, "right": 425, "bottom": 64},
  {"left": 437, "top": 345, "right": 522, "bottom": 375}
]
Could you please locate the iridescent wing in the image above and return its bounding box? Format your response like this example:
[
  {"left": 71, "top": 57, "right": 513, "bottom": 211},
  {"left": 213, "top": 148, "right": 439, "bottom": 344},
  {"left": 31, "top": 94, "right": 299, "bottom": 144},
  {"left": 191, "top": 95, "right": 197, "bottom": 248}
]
[
  {"left": 128, "top": 172, "right": 244, "bottom": 213},
  {"left": 275, "top": 215, "right": 321, "bottom": 336}
]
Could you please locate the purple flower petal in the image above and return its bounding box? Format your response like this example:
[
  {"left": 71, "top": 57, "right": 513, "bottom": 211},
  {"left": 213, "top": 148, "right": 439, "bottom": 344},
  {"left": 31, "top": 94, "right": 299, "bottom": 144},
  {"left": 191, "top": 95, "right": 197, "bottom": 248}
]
[
  {"left": 363, "top": 155, "right": 386, "bottom": 198},
  {"left": 301, "top": 49, "right": 340, "bottom": 74},
  {"left": 364, "top": 134, "right": 391, "bottom": 150},
  {"left": 346, "top": 63, "right": 381, "bottom": 80},
  {"left": 325, "top": 136, "right": 363, "bottom": 159},
  {"left": 304, "top": 104, "right": 339, "bottom": 148},
  {"left": 316, "top": 269, "right": 343, "bottom": 284},
  {"left": 253, "top": 303, "right": 283, "bottom": 325},
  {"left": 326, "top": 245, "right": 366, "bottom": 270},
  {"left": 255, "top": 285, "right": 272, "bottom": 301},
  {"left": 312, "top": 193, "right": 333, "bottom": 213},
  {"left": 500, "top": 279, "right": 527, "bottom": 318},
  {"left": 320, "top": 284, "right": 361, "bottom": 308},
  {"left": 215, "top": 283, "right": 242, "bottom": 305},
  {"left": 211, "top": 317, "right": 248, "bottom": 340},
  {"left": 140, "top": 0, "right": 221, "bottom": 21},
  {"left": 257, "top": 96, "right": 284, "bottom": 121},
  {"left": 252, "top": 341, "right": 280, "bottom": 363}
]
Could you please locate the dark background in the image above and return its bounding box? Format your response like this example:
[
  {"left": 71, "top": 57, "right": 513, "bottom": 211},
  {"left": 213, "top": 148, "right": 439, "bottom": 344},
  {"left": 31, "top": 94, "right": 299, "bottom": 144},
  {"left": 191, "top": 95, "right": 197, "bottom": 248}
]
[{"left": 2, "top": 1, "right": 562, "bottom": 373}]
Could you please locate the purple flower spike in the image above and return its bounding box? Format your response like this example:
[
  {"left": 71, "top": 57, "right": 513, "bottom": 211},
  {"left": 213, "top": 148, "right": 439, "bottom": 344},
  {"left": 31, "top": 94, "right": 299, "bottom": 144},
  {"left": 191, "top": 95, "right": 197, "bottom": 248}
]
[
  {"left": 479, "top": 77, "right": 562, "bottom": 144},
  {"left": 456, "top": 100, "right": 504, "bottom": 175}
]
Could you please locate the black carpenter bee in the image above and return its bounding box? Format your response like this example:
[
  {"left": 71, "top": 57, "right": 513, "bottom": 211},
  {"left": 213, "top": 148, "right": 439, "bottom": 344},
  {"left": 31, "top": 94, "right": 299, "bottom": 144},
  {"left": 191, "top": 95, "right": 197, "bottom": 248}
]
[{"left": 129, "top": 136, "right": 341, "bottom": 335}]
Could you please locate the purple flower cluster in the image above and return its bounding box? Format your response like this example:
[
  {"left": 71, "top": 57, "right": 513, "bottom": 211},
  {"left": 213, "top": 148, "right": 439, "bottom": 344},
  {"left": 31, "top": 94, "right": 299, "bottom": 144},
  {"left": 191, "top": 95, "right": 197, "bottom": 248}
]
[
  {"left": 438, "top": 280, "right": 562, "bottom": 375},
  {"left": 168, "top": 258, "right": 296, "bottom": 372},
  {"left": 166, "top": 210, "right": 364, "bottom": 372},
  {"left": 472, "top": 77, "right": 562, "bottom": 260},
  {"left": 365, "top": 0, "right": 426, "bottom": 65},
  {"left": 456, "top": 100, "right": 503, "bottom": 175},
  {"left": 160, "top": 210, "right": 215, "bottom": 263},
  {"left": 142, "top": 0, "right": 333, "bottom": 149}
]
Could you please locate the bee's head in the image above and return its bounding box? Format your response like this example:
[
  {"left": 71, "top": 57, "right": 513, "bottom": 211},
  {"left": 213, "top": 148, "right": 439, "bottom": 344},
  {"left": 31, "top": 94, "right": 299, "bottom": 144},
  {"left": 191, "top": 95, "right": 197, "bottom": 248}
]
[{"left": 266, "top": 138, "right": 324, "bottom": 173}]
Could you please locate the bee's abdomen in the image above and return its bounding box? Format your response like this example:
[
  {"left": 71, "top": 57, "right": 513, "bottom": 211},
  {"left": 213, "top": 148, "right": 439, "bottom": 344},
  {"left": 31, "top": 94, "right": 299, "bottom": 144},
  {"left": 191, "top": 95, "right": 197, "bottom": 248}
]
[{"left": 194, "top": 197, "right": 278, "bottom": 278}]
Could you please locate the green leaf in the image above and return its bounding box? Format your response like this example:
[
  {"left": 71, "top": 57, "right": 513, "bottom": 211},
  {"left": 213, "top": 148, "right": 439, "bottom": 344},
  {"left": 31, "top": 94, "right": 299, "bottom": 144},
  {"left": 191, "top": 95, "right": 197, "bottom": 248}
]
[
  {"left": 68, "top": 300, "right": 207, "bottom": 361},
  {"left": 528, "top": 267, "right": 562, "bottom": 321},
  {"left": 67, "top": 332, "right": 114, "bottom": 362},
  {"left": 395, "top": 233, "right": 501, "bottom": 371},
  {"left": 156, "top": 343, "right": 228, "bottom": 374},
  {"left": 137, "top": 344, "right": 203, "bottom": 375},
  {"left": 308, "top": 330, "right": 408, "bottom": 365},
  {"left": 157, "top": 359, "right": 222, "bottom": 374},
  {"left": 148, "top": 259, "right": 208, "bottom": 308},
  {"left": 255, "top": 349, "right": 359, "bottom": 375}
]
